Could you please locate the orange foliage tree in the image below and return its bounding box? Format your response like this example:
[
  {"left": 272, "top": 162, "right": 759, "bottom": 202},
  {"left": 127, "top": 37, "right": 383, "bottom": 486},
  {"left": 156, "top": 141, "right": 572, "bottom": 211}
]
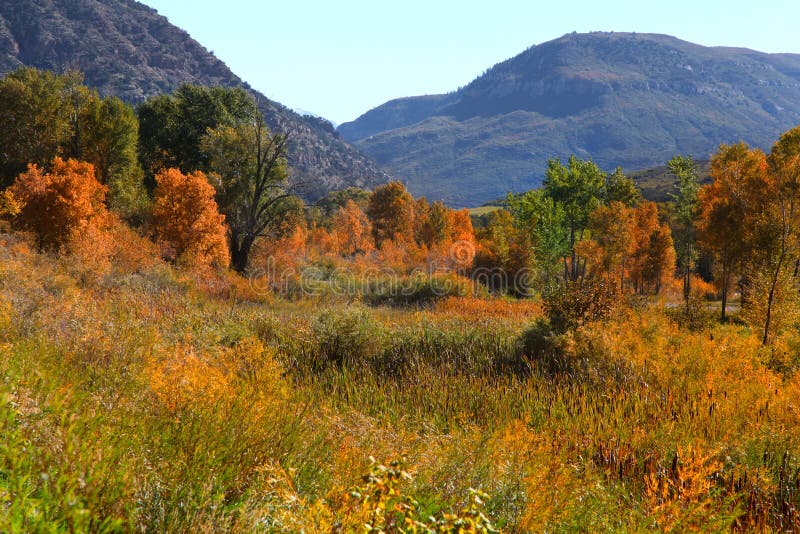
[
  {"left": 366, "top": 181, "right": 414, "bottom": 246},
  {"left": 630, "top": 202, "right": 676, "bottom": 295},
  {"left": 582, "top": 201, "right": 674, "bottom": 295},
  {"left": 696, "top": 142, "right": 768, "bottom": 321},
  {"left": 759, "top": 127, "right": 800, "bottom": 344},
  {"left": 331, "top": 200, "right": 373, "bottom": 256},
  {"left": 151, "top": 168, "right": 229, "bottom": 267},
  {"left": 443, "top": 208, "right": 477, "bottom": 269},
  {"left": 580, "top": 201, "right": 636, "bottom": 290},
  {"left": 9, "top": 157, "right": 108, "bottom": 249}
]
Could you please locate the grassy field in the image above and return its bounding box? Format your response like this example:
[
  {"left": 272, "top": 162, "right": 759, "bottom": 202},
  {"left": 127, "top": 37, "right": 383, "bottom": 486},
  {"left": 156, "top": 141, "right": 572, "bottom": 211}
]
[
  {"left": 1, "top": 234, "right": 800, "bottom": 532},
  {"left": 467, "top": 205, "right": 503, "bottom": 217}
]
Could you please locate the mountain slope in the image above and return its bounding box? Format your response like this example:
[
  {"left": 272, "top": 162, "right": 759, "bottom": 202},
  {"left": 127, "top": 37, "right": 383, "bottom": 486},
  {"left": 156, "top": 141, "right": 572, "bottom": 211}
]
[
  {"left": 0, "top": 0, "right": 389, "bottom": 200},
  {"left": 339, "top": 32, "right": 800, "bottom": 206}
]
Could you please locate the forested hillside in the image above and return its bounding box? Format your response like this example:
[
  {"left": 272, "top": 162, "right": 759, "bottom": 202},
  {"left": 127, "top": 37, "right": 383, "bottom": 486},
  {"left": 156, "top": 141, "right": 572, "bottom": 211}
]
[{"left": 0, "top": 0, "right": 389, "bottom": 200}]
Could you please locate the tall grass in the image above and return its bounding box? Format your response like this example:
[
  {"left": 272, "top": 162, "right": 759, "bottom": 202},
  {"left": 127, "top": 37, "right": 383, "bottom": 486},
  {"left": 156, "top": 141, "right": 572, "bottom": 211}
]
[{"left": 2, "top": 234, "right": 800, "bottom": 531}]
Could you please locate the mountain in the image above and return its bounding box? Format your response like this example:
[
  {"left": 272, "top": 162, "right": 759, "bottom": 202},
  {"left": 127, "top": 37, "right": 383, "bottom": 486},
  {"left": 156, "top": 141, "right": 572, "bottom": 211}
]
[
  {"left": 339, "top": 32, "right": 800, "bottom": 206},
  {"left": 0, "top": 0, "right": 389, "bottom": 200}
]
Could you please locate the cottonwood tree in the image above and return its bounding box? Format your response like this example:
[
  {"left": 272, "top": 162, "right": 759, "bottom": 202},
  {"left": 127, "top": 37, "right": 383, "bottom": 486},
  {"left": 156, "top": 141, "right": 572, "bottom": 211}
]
[
  {"left": 605, "top": 167, "right": 640, "bottom": 207},
  {"left": 580, "top": 201, "right": 636, "bottom": 291},
  {"left": 0, "top": 68, "right": 146, "bottom": 218},
  {"left": 696, "top": 143, "right": 767, "bottom": 321},
  {"left": 542, "top": 156, "right": 606, "bottom": 282},
  {"left": 473, "top": 209, "right": 533, "bottom": 295},
  {"left": 78, "top": 95, "right": 148, "bottom": 221},
  {"left": 331, "top": 200, "right": 373, "bottom": 256},
  {"left": 137, "top": 84, "right": 256, "bottom": 180},
  {"left": 201, "top": 113, "right": 297, "bottom": 272},
  {"left": 0, "top": 68, "right": 84, "bottom": 184},
  {"left": 632, "top": 202, "right": 675, "bottom": 295},
  {"left": 580, "top": 200, "right": 674, "bottom": 295},
  {"left": 759, "top": 127, "right": 800, "bottom": 344},
  {"left": 507, "top": 189, "right": 569, "bottom": 288}
]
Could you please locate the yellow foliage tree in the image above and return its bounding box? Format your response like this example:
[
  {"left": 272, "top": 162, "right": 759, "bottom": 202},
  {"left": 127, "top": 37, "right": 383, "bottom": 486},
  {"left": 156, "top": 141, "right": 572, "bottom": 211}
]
[{"left": 331, "top": 200, "right": 373, "bottom": 256}]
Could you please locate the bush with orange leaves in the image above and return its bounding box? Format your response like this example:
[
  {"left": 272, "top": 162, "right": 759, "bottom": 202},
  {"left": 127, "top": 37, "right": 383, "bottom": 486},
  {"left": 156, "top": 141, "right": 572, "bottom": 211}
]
[
  {"left": 8, "top": 157, "right": 109, "bottom": 250},
  {"left": 151, "top": 168, "right": 229, "bottom": 267},
  {"left": 146, "top": 343, "right": 232, "bottom": 414}
]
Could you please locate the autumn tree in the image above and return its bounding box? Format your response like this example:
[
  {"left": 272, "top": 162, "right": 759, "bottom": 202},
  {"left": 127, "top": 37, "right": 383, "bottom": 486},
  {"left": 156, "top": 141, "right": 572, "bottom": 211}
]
[
  {"left": 413, "top": 197, "right": 432, "bottom": 246},
  {"left": 630, "top": 202, "right": 675, "bottom": 294},
  {"left": 580, "top": 200, "right": 674, "bottom": 295},
  {"left": 473, "top": 209, "right": 533, "bottom": 295},
  {"left": 366, "top": 181, "right": 415, "bottom": 246},
  {"left": 331, "top": 200, "right": 373, "bottom": 256},
  {"left": 580, "top": 201, "right": 636, "bottom": 290},
  {"left": 8, "top": 157, "right": 108, "bottom": 250},
  {"left": 0, "top": 68, "right": 147, "bottom": 219},
  {"left": 696, "top": 143, "right": 767, "bottom": 321},
  {"left": 413, "top": 199, "right": 450, "bottom": 249},
  {"left": 758, "top": 127, "right": 800, "bottom": 344},
  {"left": 444, "top": 208, "right": 477, "bottom": 268},
  {"left": 151, "top": 168, "right": 229, "bottom": 267}
]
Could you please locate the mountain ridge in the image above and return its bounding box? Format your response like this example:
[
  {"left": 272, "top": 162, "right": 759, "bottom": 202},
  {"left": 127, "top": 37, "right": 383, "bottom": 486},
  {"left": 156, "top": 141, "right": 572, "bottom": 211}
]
[
  {"left": 340, "top": 32, "right": 800, "bottom": 206},
  {"left": 0, "top": 0, "right": 390, "bottom": 200}
]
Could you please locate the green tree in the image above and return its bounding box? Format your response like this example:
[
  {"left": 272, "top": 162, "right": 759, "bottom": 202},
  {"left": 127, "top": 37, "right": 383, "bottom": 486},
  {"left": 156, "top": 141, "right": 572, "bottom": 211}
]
[
  {"left": 605, "top": 167, "right": 640, "bottom": 207},
  {"left": 0, "top": 68, "right": 85, "bottom": 185},
  {"left": 201, "top": 113, "right": 296, "bottom": 273},
  {"left": 78, "top": 96, "right": 148, "bottom": 221},
  {"left": 668, "top": 155, "right": 700, "bottom": 309},
  {"left": 507, "top": 189, "right": 569, "bottom": 288},
  {"left": 137, "top": 84, "right": 257, "bottom": 181},
  {"left": 542, "top": 155, "right": 606, "bottom": 281}
]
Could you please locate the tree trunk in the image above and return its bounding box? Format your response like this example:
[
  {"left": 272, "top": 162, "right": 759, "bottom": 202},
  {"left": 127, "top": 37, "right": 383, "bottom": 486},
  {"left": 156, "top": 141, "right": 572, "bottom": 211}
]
[
  {"left": 720, "top": 266, "right": 729, "bottom": 323},
  {"left": 231, "top": 234, "right": 256, "bottom": 273},
  {"left": 683, "top": 243, "right": 692, "bottom": 313},
  {"left": 763, "top": 250, "right": 786, "bottom": 346}
]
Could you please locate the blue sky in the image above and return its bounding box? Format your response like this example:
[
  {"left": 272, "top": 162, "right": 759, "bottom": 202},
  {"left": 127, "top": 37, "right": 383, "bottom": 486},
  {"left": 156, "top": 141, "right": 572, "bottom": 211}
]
[{"left": 142, "top": 0, "right": 800, "bottom": 125}]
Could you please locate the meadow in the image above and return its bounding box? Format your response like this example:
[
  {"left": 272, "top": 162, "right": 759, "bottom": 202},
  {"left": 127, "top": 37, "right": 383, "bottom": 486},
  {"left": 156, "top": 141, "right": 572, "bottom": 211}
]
[{"left": 1, "top": 231, "right": 799, "bottom": 533}]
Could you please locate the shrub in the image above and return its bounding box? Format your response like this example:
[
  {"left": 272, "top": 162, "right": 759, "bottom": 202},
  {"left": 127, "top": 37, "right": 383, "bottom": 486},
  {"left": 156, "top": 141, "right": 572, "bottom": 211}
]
[
  {"left": 312, "top": 307, "right": 380, "bottom": 369},
  {"left": 363, "top": 273, "right": 473, "bottom": 306},
  {"left": 542, "top": 279, "right": 620, "bottom": 332}
]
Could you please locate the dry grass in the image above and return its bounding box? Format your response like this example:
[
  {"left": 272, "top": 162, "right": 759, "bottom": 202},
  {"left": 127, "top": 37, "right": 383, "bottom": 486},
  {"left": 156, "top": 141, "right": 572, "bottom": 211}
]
[{"left": 1, "top": 233, "right": 800, "bottom": 532}]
